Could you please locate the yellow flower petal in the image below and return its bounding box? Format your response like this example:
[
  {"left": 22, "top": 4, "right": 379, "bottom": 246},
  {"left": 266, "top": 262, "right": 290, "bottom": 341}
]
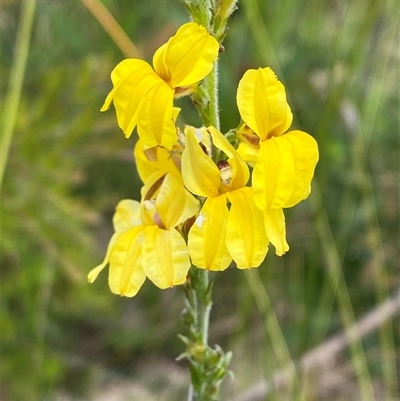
[
  {"left": 108, "top": 227, "right": 147, "bottom": 297},
  {"left": 188, "top": 196, "right": 232, "bottom": 271},
  {"left": 181, "top": 128, "right": 220, "bottom": 197},
  {"left": 186, "top": 126, "right": 213, "bottom": 154},
  {"left": 88, "top": 232, "right": 120, "bottom": 283},
  {"left": 134, "top": 139, "right": 171, "bottom": 183},
  {"left": 280, "top": 130, "right": 319, "bottom": 208},
  {"left": 156, "top": 173, "right": 200, "bottom": 229},
  {"left": 172, "top": 107, "right": 181, "bottom": 125},
  {"left": 140, "top": 169, "right": 165, "bottom": 200},
  {"left": 237, "top": 142, "right": 259, "bottom": 167},
  {"left": 142, "top": 226, "right": 190, "bottom": 289},
  {"left": 268, "top": 103, "right": 293, "bottom": 138},
  {"left": 154, "top": 22, "right": 219, "bottom": 88},
  {"left": 226, "top": 188, "right": 269, "bottom": 269},
  {"left": 101, "top": 59, "right": 161, "bottom": 138},
  {"left": 152, "top": 42, "right": 169, "bottom": 83},
  {"left": 253, "top": 138, "right": 296, "bottom": 210},
  {"left": 113, "top": 199, "right": 141, "bottom": 232},
  {"left": 136, "top": 81, "right": 176, "bottom": 149},
  {"left": 263, "top": 209, "right": 289, "bottom": 256},
  {"left": 237, "top": 68, "right": 291, "bottom": 140},
  {"left": 208, "top": 126, "right": 250, "bottom": 190},
  {"left": 139, "top": 170, "right": 167, "bottom": 226},
  {"left": 253, "top": 132, "right": 319, "bottom": 210}
]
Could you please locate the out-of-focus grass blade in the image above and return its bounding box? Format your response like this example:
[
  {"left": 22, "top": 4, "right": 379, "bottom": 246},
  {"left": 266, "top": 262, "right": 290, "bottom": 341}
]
[
  {"left": 1, "top": 0, "right": 37, "bottom": 186},
  {"left": 313, "top": 3, "right": 398, "bottom": 398},
  {"left": 311, "top": 184, "right": 376, "bottom": 400},
  {"left": 245, "top": 269, "right": 306, "bottom": 401}
]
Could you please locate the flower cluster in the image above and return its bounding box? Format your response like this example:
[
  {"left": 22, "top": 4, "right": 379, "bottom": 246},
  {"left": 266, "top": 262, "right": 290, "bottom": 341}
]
[
  {"left": 89, "top": 22, "right": 319, "bottom": 296},
  {"left": 88, "top": 141, "right": 199, "bottom": 296}
]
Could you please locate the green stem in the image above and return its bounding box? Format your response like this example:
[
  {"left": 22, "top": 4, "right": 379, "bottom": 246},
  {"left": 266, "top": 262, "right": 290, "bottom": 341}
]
[
  {"left": 204, "top": 62, "right": 220, "bottom": 131},
  {"left": 185, "top": 266, "right": 229, "bottom": 401},
  {"left": 189, "top": 267, "right": 212, "bottom": 344},
  {"left": 184, "top": 269, "right": 210, "bottom": 401},
  {"left": 182, "top": 3, "right": 233, "bottom": 401},
  {"left": 1, "top": 0, "right": 37, "bottom": 186}
]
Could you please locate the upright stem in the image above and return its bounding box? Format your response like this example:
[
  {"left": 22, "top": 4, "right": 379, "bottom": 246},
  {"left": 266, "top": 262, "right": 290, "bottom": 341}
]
[
  {"left": 188, "top": 35, "right": 218, "bottom": 401},
  {"left": 187, "top": 0, "right": 220, "bottom": 351},
  {"left": 182, "top": 8, "right": 233, "bottom": 401},
  {"left": 180, "top": 3, "right": 233, "bottom": 400}
]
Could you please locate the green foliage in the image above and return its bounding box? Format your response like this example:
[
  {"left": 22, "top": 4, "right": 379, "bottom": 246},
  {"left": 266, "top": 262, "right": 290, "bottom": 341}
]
[{"left": 2, "top": 0, "right": 398, "bottom": 400}]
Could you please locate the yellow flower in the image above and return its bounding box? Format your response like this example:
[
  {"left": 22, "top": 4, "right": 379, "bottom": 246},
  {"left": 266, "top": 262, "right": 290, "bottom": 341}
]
[
  {"left": 181, "top": 126, "right": 269, "bottom": 271},
  {"left": 236, "top": 67, "right": 319, "bottom": 255},
  {"left": 101, "top": 22, "right": 219, "bottom": 149},
  {"left": 88, "top": 171, "right": 199, "bottom": 297}
]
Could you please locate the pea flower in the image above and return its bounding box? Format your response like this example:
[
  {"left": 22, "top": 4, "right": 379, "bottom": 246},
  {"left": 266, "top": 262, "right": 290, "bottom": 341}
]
[
  {"left": 101, "top": 22, "right": 219, "bottom": 149},
  {"left": 181, "top": 126, "right": 269, "bottom": 271},
  {"left": 236, "top": 67, "right": 319, "bottom": 255},
  {"left": 88, "top": 170, "right": 200, "bottom": 297}
]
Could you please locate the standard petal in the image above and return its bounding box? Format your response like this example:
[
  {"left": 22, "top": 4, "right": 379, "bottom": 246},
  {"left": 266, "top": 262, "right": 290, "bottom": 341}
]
[
  {"left": 108, "top": 227, "right": 147, "bottom": 297},
  {"left": 142, "top": 226, "right": 190, "bottom": 289},
  {"left": 161, "top": 22, "right": 219, "bottom": 88},
  {"left": 252, "top": 138, "right": 296, "bottom": 210},
  {"left": 263, "top": 209, "right": 289, "bottom": 256},
  {"left": 188, "top": 196, "right": 232, "bottom": 271},
  {"left": 281, "top": 131, "right": 319, "bottom": 208},
  {"left": 113, "top": 199, "right": 142, "bottom": 232},
  {"left": 136, "top": 81, "right": 177, "bottom": 149},
  {"left": 226, "top": 188, "right": 269, "bottom": 269},
  {"left": 181, "top": 128, "right": 220, "bottom": 197},
  {"left": 208, "top": 126, "right": 250, "bottom": 190},
  {"left": 101, "top": 59, "right": 161, "bottom": 138},
  {"left": 88, "top": 232, "right": 120, "bottom": 283},
  {"left": 237, "top": 68, "right": 291, "bottom": 140},
  {"left": 156, "top": 173, "right": 200, "bottom": 229}
]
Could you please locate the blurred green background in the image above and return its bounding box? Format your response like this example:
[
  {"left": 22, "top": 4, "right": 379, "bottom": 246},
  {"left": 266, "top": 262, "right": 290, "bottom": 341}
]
[{"left": 2, "top": 0, "right": 399, "bottom": 400}]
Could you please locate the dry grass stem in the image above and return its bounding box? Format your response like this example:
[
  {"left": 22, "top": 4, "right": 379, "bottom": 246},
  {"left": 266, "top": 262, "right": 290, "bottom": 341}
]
[{"left": 80, "top": 0, "right": 141, "bottom": 58}]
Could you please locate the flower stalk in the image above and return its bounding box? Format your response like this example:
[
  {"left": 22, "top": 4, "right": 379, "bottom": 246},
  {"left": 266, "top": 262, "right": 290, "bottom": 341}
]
[{"left": 179, "top": 2, "right": 235, "bottom": 399}]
